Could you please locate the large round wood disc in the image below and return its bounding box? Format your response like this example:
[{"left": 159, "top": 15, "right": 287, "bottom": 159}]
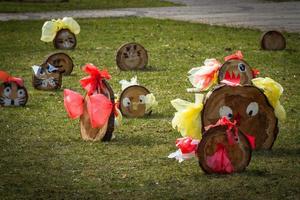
[
  {"left": 218, "top": 59, "right": 253, "bottom": 85},
  {"left": 197, "top": 126, "right": 252, "bottom": 174},
  {"left": 260, "top": 31, "right": 286, "bottom": 50},
  {"left": 119, "top": 85, "right": 151, "bottom": 117},
  {"left": 202, "top": 85, "right": 278, "bottom": 149},
  {"left": 45, "top": 52, "right": 74, "bottom": 75},
  {"left": 32, "top": 67, "right": 62, "bottom": 91},
  {"left": 53, "top": 29, "right": 77, "bottom": 50},
  {"left": 80, "top": 80, "right": 115, "bottom": 142},
  {"left": 116, "top": 42, "right": 148, "bottom": 70},
  {"left": 0, "top": 81, "right": 28, "bottom": 107}
]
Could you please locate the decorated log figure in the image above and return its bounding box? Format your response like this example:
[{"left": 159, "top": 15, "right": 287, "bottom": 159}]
[
  {"left": 32, "top": 63, "right": 62, "bottom": 90},
  {"left": 116, "top": 42, "right": 148, "bottom": 70},
  {"left": 41, "top": 17, "right": 80, "bottom": 50},
  {"left": 118, "top": 76, "right": 157, "bottom": 118},
  {"left": 260, "top": 30, "right": 286, "bottom": 50},
  {"left": 45, "top": 52, "right": 74, "bottom": 75},
  {"left": 187, "top": 51, "right": 259, "bottom": 93},
  {"left": 64, "top": 64, "right": 121, "bottom": 142},
  {"left": 0, "top": 71, "right": 28, "bottom": 107}
]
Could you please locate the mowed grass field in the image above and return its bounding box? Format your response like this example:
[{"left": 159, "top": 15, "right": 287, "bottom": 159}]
[{"left": 0, "top": 17, "right": 299, "bottom": 199}]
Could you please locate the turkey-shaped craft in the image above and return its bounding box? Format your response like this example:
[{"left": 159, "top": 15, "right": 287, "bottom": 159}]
[
  {"left": 0, "top": 71, "right": 28, "bottom": 107},
  {"left": 116, "top": 42, "right": 148, "bottom": 70},
  {"left": 64, "top": 64, "right": 121, "bottom": 141},
  {"left": 187, "top": 51, "right": 260, "bottom": 93},
  {"left": 32, "top": 63, "right": 62, "bottom": 90},
  {"left": 41, "top": 17, "right": 80, "bottom": 50},
  {"left": 118, "top": 76, "right": 157, "bottom": 117}
]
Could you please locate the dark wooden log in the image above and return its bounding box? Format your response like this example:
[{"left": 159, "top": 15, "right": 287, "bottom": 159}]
[
  {"left": 45, "top": 52, "right": 74, "bottom": 75},
  {"left": 197, "top": 126, "right": 252, "bottom": 174},
  {"left": 53, "top": 29, "right": 77, "bottom": 50},
  {"left": 202, "top": 85, "right": 278, "bottom": 149},
  {"left": 116, "top": 42, "right": 148, "bottom": 71},
  {"left": 260, "top": 30, "right": 286, "bottom": 50}
]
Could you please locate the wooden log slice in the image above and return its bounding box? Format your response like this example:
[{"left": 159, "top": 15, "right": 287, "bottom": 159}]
[
  {"left": 119, "top": 85, "right": 151, "bottom": 117},
  {"left": 197, "top": 126, "right": 252, "bottom": 174},
  {"left": 260, "top": 31, "right": 286, "bottom": 50},
  {"left": 32, "top": 63, "right": 62, "bottom": 90},
  {"left": 80, "top": 80, "right": 115, "bottom": 142},
  {"left": 202, "top": 85, "right": 278, "bottom": 149},
  {"left": 53, "top": 29, "right": 77, "bottom": 50},
  {"left": 116, "top": 42, "right": 148, "bottom": 70},
  {"left": 218, "top": 59, "right": 253, "bottom": 85},
  {"left": 45, "top": 52, "right": 74, "bottom": 75},
  {"left": 0, "top": 81, "right": 28, "bottom": 106}
]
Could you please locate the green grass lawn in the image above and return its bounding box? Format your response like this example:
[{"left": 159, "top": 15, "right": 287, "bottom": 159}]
[
  {"left": 0, "top": 0, "right": 179, "bottom": 13},
  {"left": 0, "top": 17, "right": 299, "bottom": 199}
]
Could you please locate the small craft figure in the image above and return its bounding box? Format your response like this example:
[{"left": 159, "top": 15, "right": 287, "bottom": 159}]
[
  {"left": 45, "top": 52, "right": 74, "bottom": 75},
  {"left": 32, "top": 63, "right": 62, "bottom": 90},
  {"left": 0, "top": 71, "right": 28, "bottom": 107},
  {"left": 41, "top": 17, "right": 80, "bottom": 50}
]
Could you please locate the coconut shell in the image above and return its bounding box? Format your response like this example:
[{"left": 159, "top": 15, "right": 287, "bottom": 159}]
[
  {"left": 202, "top": 85, "right": 278, "bottom": 149},
  {"left": 53, "top": 29, "right": 77, "bottom": 50},
  {"left": 45, "top": 52, "right": 74, "bottom": 75},
  {"left": 260, "top": 31, "right": 286, "bottom": 50},
  {"left": 116, "top": 42, "right": 148, "bottom": 70},
  {"left": 197, "top": 126, "right": 252, "bottom": 174}
]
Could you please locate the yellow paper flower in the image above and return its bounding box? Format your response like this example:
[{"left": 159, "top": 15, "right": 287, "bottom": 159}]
[
  {"left": 41, "top": 17, "right": 80, "bottom": 42},
  {"left": 252, "top": 77, "right": 286, "bottom": 121},
  {"left": 171, "top": 94, "right": 204, "bottom": 140}
]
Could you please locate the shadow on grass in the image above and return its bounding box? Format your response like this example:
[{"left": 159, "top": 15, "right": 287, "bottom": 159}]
[{"left": 253, "top": 147, "right": 300, "bottom": 158}]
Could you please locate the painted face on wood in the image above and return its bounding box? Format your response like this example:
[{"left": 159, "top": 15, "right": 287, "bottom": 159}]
[
  {"left": 53, "top": 29, "right": 77, "bottom": 50},
  {"left": 119, "top": 85, "right": 150, "bottom": 117},
  {"left": 116, "top": 43, "right": 148, "bottom": 70},
  {"left": 32, "top": 64, "right": 62, "bottom": 90},
  {"left": 202, "top": 85, "right": 278, "bottom": 149},
  {"left": 218, "top": 59, "right": 253, "bottom": 85},
  {"left": 0, "top": 81, "right": 28, "bottom": 106},
  {"left": 45, "top": 52, "right": 74, "bottom": 75}
]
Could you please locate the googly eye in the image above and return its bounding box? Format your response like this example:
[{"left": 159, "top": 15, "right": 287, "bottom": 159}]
[
  {"left": 122, "top": 97, "right": 131, "bottom": 107},
  {"left": 139, "top": 95, "right": 146, "bottom": 104},
  {"left": 4, "top": 87, "right": 11, "bottom": 96},
  {"left": 219, "top": 106, "right": 233, "bottom": 119},
  {"left": 17, "top": 89, "right": 25, "bottom": 98},
  {"left": 238, "top": 63, "right": 246, "bottom": 72},
  {"left": 246, "top": 102, "right": 259, "bottom": 117}
]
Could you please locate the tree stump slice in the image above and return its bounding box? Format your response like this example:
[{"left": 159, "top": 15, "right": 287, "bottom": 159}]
[
  {"left": 119, "top": 85, "right": 151, "bottom": 117},
  {"left": 45, "top": 52, "right": 74, "bottom": 75},
  {"left": 260, "top": 31, "right": 286, "bottom": 50},
  {"left": 116, "top": 42, "right": 148, "bottom": 70},
  {"left": 80, "top": 80, "right": 115, "bottom": 142},
  {"left": 0, "top": 81, "right": 28, "bottom": 107},
  {"left": 32, "top": 62, "right": 62, "bottom": 90},
  {"left": 218, "top": 59, "right": 253, "bottom": 85},
  {"left": 53, "top": 29, "right": 77, "bottom": 50},
  {"left": 197, "top": 126, "right": 252, "bottom": 174},
  {"left": 202, "top": 85, "right": 278, "bottom": 149}
]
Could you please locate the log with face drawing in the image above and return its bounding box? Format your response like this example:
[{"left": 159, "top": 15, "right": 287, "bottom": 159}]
[
  {"left": 32, "top": 63, "right": 62, "bottom": 90},
  {"left": 0, "top": 71, "right": 28, "bottom": 107},
  {"left": 53, "top": 29, "right": 77, "bottom": 50},
  {"left": 45, "top": 52, "right": 74, "bottom": 75},
  {"left": 202, "top": 85, "right": 278, "bottom": 149}
]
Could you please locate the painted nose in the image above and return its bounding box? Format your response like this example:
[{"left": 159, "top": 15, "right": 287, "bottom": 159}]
[{"left": 11, "top": 99, "right": 14, "bottom": 105}]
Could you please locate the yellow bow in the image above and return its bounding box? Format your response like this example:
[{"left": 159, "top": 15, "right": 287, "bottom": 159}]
[
  {"left": 252, "top": 77, "right": 286, "bottom": 121},
  {"left": 41, "top": 17, "right": 80, "bottom": 42},
  {"left": 171, "top": 94, "right": 204, "bottom": 140}
]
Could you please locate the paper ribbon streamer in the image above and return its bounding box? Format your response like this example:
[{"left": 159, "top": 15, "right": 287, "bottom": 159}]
[
  {"left": 168, "top": 137, "right": 200, "bottom": 163},
  {"left": 224, "top": 50, "right": 243, "bottom": 61},
  {"left": 41, "top": 17, "right": 80, "bottom": 42},
  {"left": 119, "top": 76, "right": 139, "bottom": 91},
  {"left": 64, "top": 89, "right": 84, "bottom": 119},
  {"left": 80, "top": 64, "right": 111, "bottom": 96},
  {"left": 171, "top": 94, "right": 204, "bottom": 140},
  {"left": 252, "top": 77, "right": 286, "bottom": 121},
  {"left": 188, "top": 58, "right": 221, "bottom": 92},
  {"left": 0, "top": 71, "right": 24, "bottom": 87},
  {"left": 145, "top": 93, "right": 158, "bottom": 113}
]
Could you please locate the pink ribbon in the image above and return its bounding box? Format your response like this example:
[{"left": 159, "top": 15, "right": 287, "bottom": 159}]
[
  {"left": 0, "top": 71, "right": 24, "bottom": 87},
  {"left": 224, "top": 50, "right": 243, "bottom": 61}
]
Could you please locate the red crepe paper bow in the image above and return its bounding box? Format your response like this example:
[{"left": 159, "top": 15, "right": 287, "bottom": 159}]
[
  {"left": 224, "top": 50, "right": 243, "bottom": 61},
  {"left": 0, "top": 71, "right": 24, "bottom": 87},
  {"left": 80, "top": 64, "right": 111, "bottom": 96},
  {"left": 252, "top": 68, "right": 260, "bottom": 78},
  {"left": 176, "top": 137, "right": 199, "bottom": 154}
]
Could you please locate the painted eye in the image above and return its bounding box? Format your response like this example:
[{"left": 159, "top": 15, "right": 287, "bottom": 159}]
[
  {"left": 139, "top": 95, "right": 146, "bottom": 104},
  {"left": 17, "top": 89, "right": 25, "bottom": 98},
  {"left": 4, "top": 87, "right": 11, "bottom": 96},
  {"left": 219, "top": 106, "right": 233, "bottom": 119},
  {"left": 238, "top": 63, "right": 246, "bottom": 72},
  {"left": 38, "top": 68, "right": 45, "bottom": 75},
  {"left": 246, "top": 102, "right": 259, "bottom": 117},
  {"left": 122, "top": 97, "right": 131, "bottom": 107}
]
